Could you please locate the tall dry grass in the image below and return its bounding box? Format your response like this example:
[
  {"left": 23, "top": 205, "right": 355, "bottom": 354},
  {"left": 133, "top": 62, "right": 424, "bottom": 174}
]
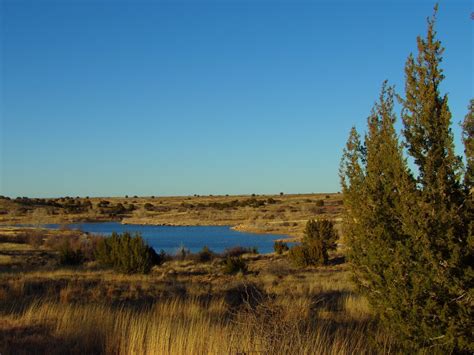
[{"left": 1, "top": 292, "right": 391, "bottom": 355}]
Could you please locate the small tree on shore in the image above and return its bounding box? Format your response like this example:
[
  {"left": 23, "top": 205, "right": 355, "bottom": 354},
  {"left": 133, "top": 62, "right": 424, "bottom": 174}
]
[{"left": 289, "top": 219, "right": 337, "bottom": 266}]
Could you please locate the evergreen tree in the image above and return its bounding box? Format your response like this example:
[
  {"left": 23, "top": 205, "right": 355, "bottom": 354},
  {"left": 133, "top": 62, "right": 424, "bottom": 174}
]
[
  {"left": 398, "top": 7, "right": 470, "bottom": 351},
  {"left": 340, "top": 82, "right": 411, "bottom": 322},
  {"left": 340, "top": 7, "right": 472, "bottom": 352},
  {"left": 463, "top": 99, "right": 474, "bottom": 189}
]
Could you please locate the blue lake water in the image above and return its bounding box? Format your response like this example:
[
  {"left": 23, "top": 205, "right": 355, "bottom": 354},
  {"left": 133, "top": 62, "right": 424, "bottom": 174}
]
[{"left": 44, "top": 222, "right": 287, "bottom": 254}]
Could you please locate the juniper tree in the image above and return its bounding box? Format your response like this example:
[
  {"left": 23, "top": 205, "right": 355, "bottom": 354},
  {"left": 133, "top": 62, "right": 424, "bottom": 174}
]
[
  {"left": 340, "top": 82, "right": 411, "bottom": 321},
  {"left": 340, "top": 7, "right": 472, "bottom": 352},
  {"left": 463, "top": 99, "right": 474, "bottom": 189},
  {"left": 397, "top": 7, "right": 471, "bottom": 351}
]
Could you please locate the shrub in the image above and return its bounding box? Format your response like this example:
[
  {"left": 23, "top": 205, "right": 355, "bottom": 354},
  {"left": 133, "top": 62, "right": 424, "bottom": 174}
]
[
  {"left": 288, "top": 245, "right": 305, "bottom": 267},
  {"left": 223, "top": 246, "right": 258, "bottom": 258},
  {"left": 95, "top": 232, "right": 159, "bottom": 274},
  {"left": 273, "top": 241, "right": 289, "bottom": 254},
  {"left": 222, "top": 256, "right": 247, "bottom": 275},
  {"left": 143, "top": 203, "right": 154, "bottom": 211},
  {"left": 195, "top": 246, "right": 214, "bottom": 263},
  {"left": 58, "top": 241, "right": 84, "bottom": 266},
  {"left": 175, "top": 244, "right": 190, "bottom": 260},
  {"left": 288, "top": 244, "right": 317, "bottom": 267},
  {"left": 289, "top": 219, "right": 337, "bottom": 267},
  {"left": 314, "top": 200, "right": 324, "bottom": 207}
]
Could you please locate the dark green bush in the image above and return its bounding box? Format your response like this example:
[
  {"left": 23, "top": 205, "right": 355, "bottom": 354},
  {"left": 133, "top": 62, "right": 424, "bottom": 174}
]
[
  {"left": 195, "top": 246, "right": 214, "bottom": 263},
  {"left": 176, "top": 244, "right": 190, "bottom": 260},
  {"left": 58, "top": 241, "right": 84, "bottom": 266},
  {"left": 143, "top": 203, "right": 154, "bottom": 211},
  {"left": 289, "top": 219, "right": 337, "bottom": 267},
  {"left": 273, "top": 241, "right": 289, "bottom": 254},
  {"left": 222, "top": 256, "right": 247, "bottom": 274},
  {"left": 223, "top": 246, "right": 258, "bottom": 258},
  {"left": 314, "top": 200, "right": 325, "bottom": 207},
  {"left": 95, "top": 232, "right": 159, "bottom": 274},
  {"left": 289, "top": 242, "right": 326, "bottom": 267}
]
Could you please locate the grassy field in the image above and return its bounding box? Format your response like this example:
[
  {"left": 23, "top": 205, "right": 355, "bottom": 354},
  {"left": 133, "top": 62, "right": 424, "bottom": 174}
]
[
  {"left": 0, "top": 227, "right": 394, "bottom": 354},
  {"left": 0, "top": 193, "right": 343, "bottom": 238}
]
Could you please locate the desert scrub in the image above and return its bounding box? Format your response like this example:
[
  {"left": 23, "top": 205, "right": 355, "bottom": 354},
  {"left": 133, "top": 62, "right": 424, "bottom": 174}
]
[
  {"left": 194, "top": 246, "right": 215, "bottom": 263},
  {"left": 223, "top": 246, "right": 258, "bottom": 258},
  {"left": 94, "top": 232, "right": 161, "bottom": 274},
  {"left": 222, "top": 256, "right": 247, "bottom": 274},
  {"left": 289, "top": 219, "right": 337, "bottom": 266},
  {"left": 273, "top": 241, "right": 289, "bottom": 255},
  {"left": 58, "top": 241, "right": 84, "bottom": 266}
]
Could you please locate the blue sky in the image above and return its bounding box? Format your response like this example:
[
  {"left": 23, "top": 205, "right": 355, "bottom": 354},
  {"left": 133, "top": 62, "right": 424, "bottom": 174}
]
[{"left": 1, "top": 0, "right": 472, "bottom": 197}]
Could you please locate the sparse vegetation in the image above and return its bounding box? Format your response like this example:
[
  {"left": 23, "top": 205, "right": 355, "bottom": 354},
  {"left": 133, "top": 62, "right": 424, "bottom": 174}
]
[
  {"left": 222, "top": 256, "right": 248, "bottom": 274},
  {"left": 273, "top": 241, "right": 289, "bottom": 254}
]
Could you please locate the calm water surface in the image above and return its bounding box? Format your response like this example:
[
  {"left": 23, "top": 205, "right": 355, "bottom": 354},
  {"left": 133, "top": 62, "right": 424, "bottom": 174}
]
[{"left": 45, "top": 222, "right": 287, "bottom": 254}]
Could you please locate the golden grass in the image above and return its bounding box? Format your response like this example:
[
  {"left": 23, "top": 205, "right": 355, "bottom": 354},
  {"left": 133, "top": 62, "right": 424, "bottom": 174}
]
[
  {"left": 1, "top": 295, "right": 389, "bottom": 355},
  {"left": 0, "top": 243, "right": 34, "bottom": 251},
  {"left": 0, "top": 253, "right": 394, "bottom": 354},
  {"left": 0, "top": 255, "right": 14, "bottom": 265}
]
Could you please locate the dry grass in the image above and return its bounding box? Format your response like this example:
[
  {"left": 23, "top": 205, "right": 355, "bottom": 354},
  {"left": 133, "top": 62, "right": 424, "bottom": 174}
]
[
  {"left": 0, "top": 251, "right": 394, "bottom": 354},
  {"left": 1, "top": 294, "right": 389, "bottom": 355},
  {"left": 0, "top": 198, "right": 395, "bottom": 354},
  {"left": 0, "top": 243, "right": 34, "bottom": 251}
]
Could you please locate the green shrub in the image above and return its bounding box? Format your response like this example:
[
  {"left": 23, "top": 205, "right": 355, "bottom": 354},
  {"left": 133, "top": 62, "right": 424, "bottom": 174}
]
[
  {"left": 288, "top": 242, "right": 325, "bottom": 267},
  {"left": 314, "top": 200, "right": 324, "bottom": 207},
  {"left": 273, "top": 241, "right": 289, "bottom": 254},
  {"left": 195, "top": 246, "right": 214, "bottom": 263},
  {"left": 95, "top": 232, "right": 159, "bottom": 274},
  {"left": 222, "top": 256, "right": 247, "bottom": 275},
  {"left": 288, "top": 245, "right": 309, "bottom": 267},
  {"left": 289, "top": 219, "right": 337, "bottom": 267},
  {"left": 143, "top": 203, "right": 154, "bottom": 211},
  {"left": 176, "top": 244, "right": 190, "bottom": 260},
  {"left": 223, "top": 246, "right": 258, "bottom": 258},
  {"left": 58, "top": 241, "right": 84, "bottom": 266}
]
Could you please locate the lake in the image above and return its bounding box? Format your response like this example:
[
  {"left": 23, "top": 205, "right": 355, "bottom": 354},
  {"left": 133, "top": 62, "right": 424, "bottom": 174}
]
[{"left": 44, "top": 222, "right": 287, "bottom": 254}]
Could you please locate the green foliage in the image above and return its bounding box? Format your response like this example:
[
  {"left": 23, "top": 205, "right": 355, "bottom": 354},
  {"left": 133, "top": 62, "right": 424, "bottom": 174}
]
[
  {"left": 222, "top": 256, "right": 247, "bottom": 275},
  {"left": 95, "top": 232, "right": 160, "bottom": 274},
  {"left": 58, "top": 241, "right": 84, "bottom": 266},
  {"left": 314, "top": 200, "right": 324, "bottom": 207},
  {"left": 196, "top": 246, "right": 214, "bottom": 263},
  {"left": 289, "top": 219, "right": 337, "bottom": 267},
  {"left": 273, "top": 241, "right": 289, "bottom": 254},
  {"left": 223, "top": 246, "right": 258, "bottom": 258},
  {"left": 143, "top": 203, "right": 154, "bottom": 211},
  {"left": 463, "top": 99, "right": 474, "bottom": 189},
  {"left": 339, "top": 8, "right": 472, "bottom": 352},
  {"left": 176, "top": 244, "right": 190, "bottom": 260},
  {"left": 288, "top": 245, "right": 315, "bottom": 267}
]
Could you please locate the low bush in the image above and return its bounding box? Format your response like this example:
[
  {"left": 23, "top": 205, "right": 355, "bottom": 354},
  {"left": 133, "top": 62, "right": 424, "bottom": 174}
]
[
  {"left": 223, "top": 246, "right": 258, "bottom": 258},
  {"left": 195, "top": 246, "right": 215, "bottom": 263},
  {"left": 176, "top": 244, "right": 190, "bottom": 260},
  {"left": 95, "top": 232, "right": 160, "bottom": 274},
  {"left": 222, "top": 256, "right": 248, "bottom": 275},
  {"left": 288, "top": 219, "right": 338, "bottom": 267},
  {"left": 273, "top": 241, "right": 289, "bottom": 254},
  {"left": 58, "top": 241, "right": 84, "bottom": 266},
  {"left": 144, "top": 203, "right": 154, "bottom": 211}
]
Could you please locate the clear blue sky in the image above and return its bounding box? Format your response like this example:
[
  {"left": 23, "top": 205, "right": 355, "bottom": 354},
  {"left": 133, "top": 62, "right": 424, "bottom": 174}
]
[{"left": 1, "top": 0, "right": 472, "bottom": 198}]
